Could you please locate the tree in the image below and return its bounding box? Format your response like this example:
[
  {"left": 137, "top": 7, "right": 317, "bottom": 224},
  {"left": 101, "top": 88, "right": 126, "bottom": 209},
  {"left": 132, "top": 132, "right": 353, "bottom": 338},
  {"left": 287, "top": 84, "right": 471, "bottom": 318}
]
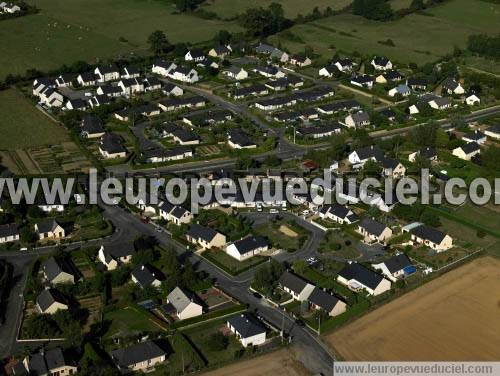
[
  {"left": 213, "top": 30, "right": 231, "bottom": 45},
  {"left": 420, "top": 209, "right": 441, "bottom": 227},
  {"left": 20, "top": 226, "right": 36, "bottom": 243},
  {"left": 147, "top": 30, "right": 171, "bottom": 55}
]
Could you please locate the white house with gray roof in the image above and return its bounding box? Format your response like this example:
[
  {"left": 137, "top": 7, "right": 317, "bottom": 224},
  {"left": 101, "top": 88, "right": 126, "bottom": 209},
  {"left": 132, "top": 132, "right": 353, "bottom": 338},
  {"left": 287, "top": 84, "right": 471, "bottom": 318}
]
[
  {"left": 110, "top": 340, "right": 167, "bottom": 373},
  {"left": 166, "top": 286, "right": 203, "bottom": 320},
  {"left": 337, "top": 262, "right": 391, "bottom": 296},
  {"left": 227, "top": 313, "right": 267, "bottom": 347}
]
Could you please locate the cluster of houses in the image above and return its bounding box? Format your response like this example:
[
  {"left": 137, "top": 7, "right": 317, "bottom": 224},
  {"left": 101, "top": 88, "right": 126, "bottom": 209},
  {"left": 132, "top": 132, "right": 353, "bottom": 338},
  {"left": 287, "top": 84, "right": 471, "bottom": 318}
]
[
  {"left": 0, "top": 218, "right": 65, "bottom": 245},
  {"left": 279, "top": 271, "right": 347, "bottom": 316},
  {"left": 318, "top": 55, "right": 480, "bottom": 110}
]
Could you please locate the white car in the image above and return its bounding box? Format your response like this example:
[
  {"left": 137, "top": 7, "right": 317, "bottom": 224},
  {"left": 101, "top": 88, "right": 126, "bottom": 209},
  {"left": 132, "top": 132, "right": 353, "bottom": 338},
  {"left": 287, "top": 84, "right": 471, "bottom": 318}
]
[{"left": 269, "top": 209, "right": 279, "bottom": 214}]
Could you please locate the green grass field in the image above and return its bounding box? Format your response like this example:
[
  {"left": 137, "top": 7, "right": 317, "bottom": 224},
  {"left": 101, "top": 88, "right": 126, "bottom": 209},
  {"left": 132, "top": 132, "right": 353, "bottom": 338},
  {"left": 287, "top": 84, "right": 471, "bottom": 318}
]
[
  {"left": 0, "top": 0, "right": 241, "bottom": 79},
  {"left": 202, "top": 0, "right": 352, "bottom": 19},
  {"left": 0, "top": 88, "right": 69, "bottom": 150},
  {"left": 269, "top": 0, "right": 500, "bottom": 65}
]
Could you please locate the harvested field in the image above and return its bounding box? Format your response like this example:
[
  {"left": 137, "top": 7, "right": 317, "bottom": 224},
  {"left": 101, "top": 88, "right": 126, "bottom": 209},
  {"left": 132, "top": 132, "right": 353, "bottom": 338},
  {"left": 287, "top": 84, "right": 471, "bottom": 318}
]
[
  {"left": 327, "top": 257, "right": 500, "bottom": 361},
  {"left": 202, "top": 348, "right": 309, "bottom": 376}
]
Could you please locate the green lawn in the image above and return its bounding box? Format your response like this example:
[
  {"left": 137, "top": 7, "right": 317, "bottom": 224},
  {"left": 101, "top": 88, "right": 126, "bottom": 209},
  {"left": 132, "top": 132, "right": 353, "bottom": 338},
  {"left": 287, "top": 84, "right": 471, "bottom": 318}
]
[
  {"left": 103, "top": 307, "right": 161, "bottom": 338},
  {"left": 203, "top": 250, "right": 269, "bottom": 275},
  {"left": 269, "top": 0, "right": 500, "bottom": 65},
  {"left": 183, "top": 319, "right": 244, "bottom": 366},
  {"left": 0, "top": 88, "right": 69, "bottom": 150},
  {"left": 0, "top": 0, "right": 242, "bottom": 79},
  {"left": 201, "top": 0, "right": 351, "bottom": 18},
  {"left": 253, "top": 219, "right": 310, "bottom": 252}
]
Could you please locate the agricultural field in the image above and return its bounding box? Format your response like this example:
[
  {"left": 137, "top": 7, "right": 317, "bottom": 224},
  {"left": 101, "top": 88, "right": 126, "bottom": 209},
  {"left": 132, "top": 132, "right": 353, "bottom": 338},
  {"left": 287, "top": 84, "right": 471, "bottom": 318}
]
[
  {"left": 0, "top": 88, "right": 69, "bottom": 150},
  {"left": 202, "top": 348, "right": 309, "bottom": 376},
  {"left": 269, "top": 0, "right": 500, "bottom": 65},
  {"left": 0, "top": 88, "right": 92, "bottom": 174},
  {"left": 328, "top": 257, "right": 500, "bottom": 360},
  {"left": 201, "top": 0, "right": 352, "bottom": 19},
  {"left": 0, "top": 0, "right": 242, "bottom": 79}
]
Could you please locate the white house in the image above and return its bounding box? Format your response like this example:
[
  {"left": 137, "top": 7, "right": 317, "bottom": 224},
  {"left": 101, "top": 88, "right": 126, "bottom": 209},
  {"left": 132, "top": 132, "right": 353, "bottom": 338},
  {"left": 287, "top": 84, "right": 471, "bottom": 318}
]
[
  {"left": 345, "top": 111, "right": 370, "bottom": 128},
  {"left": 307, "top": 287, "right": 347, "bottom": 317},
  {"left": 168, "top": 66, "right": 199, "bottom": 83},
  {"left": 371, "top": 56, "right": 393, "bottom": 71},
  {"left": 462, "top": 130, "right": 486, "bottom": 145},
  {"left": 357, "top": 218, "right": 392, "bottom": 244},
  {"left": 337, "top": 262, "right": 391, "bottom": 296},
  {"left": 333, "top": 58, "right": 355, "bottom": 72},
  {"left": 118, "top": 78, "right": 145, "bottom": 96},
  {"left": 110, "top": 341, "right": 167, "bottom": 373},
  {"left": 388, "top": 84, "right": 411, "bottom": 97},
  {"left": 465, "top": 93, "right": 481, "bottom": 106},
  {"left": 77, "top": 72, "right": 97, "bottom": 87},
  {"left": 166, "top": 287, "right": 203, "bottom": 320},
  {"left": 152, "top": 60, "right": 176, "bottom": 76},
  {"left": 184, "top": 49, "right": 205, "bottom": 62},
  {"left": 224, "top": 66, "right": 248, "bottom": 81},
  {"left": 485, "top": 124, "right": 500, "bottom": 140},
  {"left": 226, "top": 236, "right": 269, "bottom": 261},
  {"left": 94, "top": 65, "right": 120, "bottom": 82},
  {"left": 186, "top": 224, "right": 226, "bottom": 250},
  {"left": 227, "top": 314, "right": 266, "bottom": 347},
  {"left": 289, "top": 55, "right": 311, "bottom": 67},
  {"left": 442, "top": 77, "right": 465, "bottom": 95},
  {"left": 98, "top": 244, "right": 135, "bottom": 271},
  {"left": 452, "top": 142, "right": 481, "bottom": 160},
  {"left": 372, "top": 253, "right": 414, "bottom": 282},
  {"left": 131, "top": 264, "right": 163, "bottom": 288},
  {"left": 0, "top": 223, "right": 19, "bottom": 243},
  {"left": 406, "top": 224, "right": 453, "bottom": 252},
  {"left": 279, "top": 271, "right": 315, "bottom": 301},
  {"left": 348, "top": 145, "right": 384, "bottom": 166},
  {"left": 39, "top": 88, "right": 64, "bottom": 108}
]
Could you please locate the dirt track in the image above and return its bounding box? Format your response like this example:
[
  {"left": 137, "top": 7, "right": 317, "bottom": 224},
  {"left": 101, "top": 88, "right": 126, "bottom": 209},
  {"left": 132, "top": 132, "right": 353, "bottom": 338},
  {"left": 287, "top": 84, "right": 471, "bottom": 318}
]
[
  {"left": 327, "top": 256, "right": 500, "bottom": 361},
  {"left": 202, "top": 348, "right": 310, "bottom": 376}
]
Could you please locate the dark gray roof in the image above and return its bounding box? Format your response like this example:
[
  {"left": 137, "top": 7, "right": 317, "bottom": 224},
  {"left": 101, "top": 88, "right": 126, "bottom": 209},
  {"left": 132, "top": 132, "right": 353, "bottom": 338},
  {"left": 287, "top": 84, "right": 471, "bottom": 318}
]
[
  {"left": 170, "top": 206, "right": 188, "bottom": 219},
  {"left": 410, "top": 225, "right": 447, "bottom": 244},
  {"left": 359, "top": 218, "right": 387, "bottom": 237},
  {"left": 228, "top": 129, "right": 255, "bottom": 147},
  {"left": 36, "top": 288, "right": 67, "bottom": 312},
  {"left": 380, "top": 157, "right": 401, "bottom": 170},
  {"left": 420, "top": 146, "right": 437, "bottom": 159},
  {"left": 101, "top": 133, "right": 126, "bottom": 154},
  {"left": 79, "top": 71, "right": 97, "bottom": 82},
  {"left": 329, "top": 204, "right": 350, "bottom": 219},
  {"left": 233, "top": 84, "right": 267, "bottom": 97},
  {"left": 383, "top": 254, "right": 412, "bottom": 274},
  {"left": 338, "top": 263, "right": 384, "bottom": 290},
  {"left": 351, "top": 75, "right": 373, "bottom": 84},
  {"left": 105, "top": 243, "right": 136, "bottom": 259},
  {"left": 486, "top": 124, "right": 500, "bottom": 135},
  {"left": 460, "top": 142, "right": 480, "bottom": 154},
  {"left": 131, "top": 264, "right": 163, "bottom": 287},
  {"left": 372, "top": 56, "right": 390, "bottom": 66},
  {"left": 382, "top": 70, "right": 402, "bottom": 81},
  {"left": 308, "top": 287, "right": 343, "bottom": 312},
  {"left": 279, "top": 271, "right": 309, "bottom": 294},
  {"left": 186, "top": 224, "right": 219, "bottom": 242},
  {"left": 0, "top": 223, "right": 18, "bottom": 238},
  {"left": 227, "top": 313, "right": 266, "bottom": 338},
  {"left": 44, "top": 348, "right": 67, "bottom": 370},
  {"left": 463, "top": 131, "right": 485, "bottom": 141},
  {"left": 42, "top": 256, "right": 72, "bottom": 281},
  {"left": 97, "top": 64, "right": 119, "bottom": 74},
  {"left": 232, "top": 236, "right": 268, "bottom": 255},
  {"left": 110, "top": 341, "right": 167, "bottom": 368},
  {"left": 355, "top": 145, "right": 384, "bottom": 161},
  {"left": 442, "top": 77, "right": 460, "bottom": 91},
  {"left": 81, "top": 114, "right": 104, "bottom": 134}
]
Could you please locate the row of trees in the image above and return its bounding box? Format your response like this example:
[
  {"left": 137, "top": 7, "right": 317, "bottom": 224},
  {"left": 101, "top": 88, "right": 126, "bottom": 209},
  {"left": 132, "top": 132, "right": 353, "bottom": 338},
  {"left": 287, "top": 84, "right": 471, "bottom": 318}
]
[
  {"left": 238, "top": 3, "right": 291, "bottom": 37},
  {"left": 468, "top": 34, "right": 500, "bottom": 60},
  {"left": 352, "top": 0, "right": 394, "bottom": 21}
]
